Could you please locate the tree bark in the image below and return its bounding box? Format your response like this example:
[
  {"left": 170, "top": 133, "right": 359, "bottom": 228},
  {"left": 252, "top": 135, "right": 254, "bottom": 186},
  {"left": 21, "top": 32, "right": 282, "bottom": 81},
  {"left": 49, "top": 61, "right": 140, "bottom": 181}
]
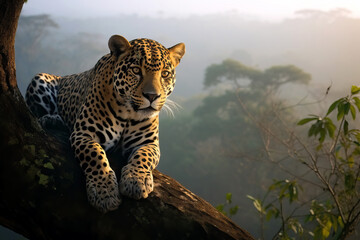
[
  {"left": 0, "top": 0, "right": 23, "bottom": 92},
  {"left": 0, "top": 0, "right": 254, "bottom": 239}
]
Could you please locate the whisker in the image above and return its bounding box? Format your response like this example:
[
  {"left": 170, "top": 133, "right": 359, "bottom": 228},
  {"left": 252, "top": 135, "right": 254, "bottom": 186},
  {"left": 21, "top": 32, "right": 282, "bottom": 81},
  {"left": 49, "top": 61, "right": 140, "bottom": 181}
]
[{"left": 162, "top": 99, "right": 182, "bottom": 118}]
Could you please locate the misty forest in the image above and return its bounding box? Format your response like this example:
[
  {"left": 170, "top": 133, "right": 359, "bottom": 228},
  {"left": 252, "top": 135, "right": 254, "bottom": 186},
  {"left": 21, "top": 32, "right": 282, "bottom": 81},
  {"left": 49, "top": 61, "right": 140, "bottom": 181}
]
[{"left": 2, "top": 5, "right": 360, "bottom": 240}]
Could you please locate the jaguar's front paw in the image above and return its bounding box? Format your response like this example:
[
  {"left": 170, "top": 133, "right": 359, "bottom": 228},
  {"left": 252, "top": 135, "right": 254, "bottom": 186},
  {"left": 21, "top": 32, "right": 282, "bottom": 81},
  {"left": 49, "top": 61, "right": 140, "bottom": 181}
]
[
  {"left": 86, "top": 170, "right": 121, "bottom": 213},
  {"left": 119, "top": 166, "right": 154, "bottom": 199}
]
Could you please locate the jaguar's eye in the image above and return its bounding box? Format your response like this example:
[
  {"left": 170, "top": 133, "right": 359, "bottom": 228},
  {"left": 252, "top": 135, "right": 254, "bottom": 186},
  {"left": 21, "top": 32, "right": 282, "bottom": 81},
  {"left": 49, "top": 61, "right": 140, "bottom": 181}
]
[
  {"left": 131, "top": 67, "right": 141, "bottom": 75},
  {"left": 161, "top": 70, "right": 171, "bottom": 78}
]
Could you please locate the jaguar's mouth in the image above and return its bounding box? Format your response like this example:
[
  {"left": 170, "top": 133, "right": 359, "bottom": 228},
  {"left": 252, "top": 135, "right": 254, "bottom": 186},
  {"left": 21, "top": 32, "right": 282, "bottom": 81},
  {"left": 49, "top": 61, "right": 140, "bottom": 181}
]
[
  {"left": 134, "top": 105, "right": 160, "bottom": 119},
  {"left": 138, "top": 106, "right": 158, "bottom": 112}
]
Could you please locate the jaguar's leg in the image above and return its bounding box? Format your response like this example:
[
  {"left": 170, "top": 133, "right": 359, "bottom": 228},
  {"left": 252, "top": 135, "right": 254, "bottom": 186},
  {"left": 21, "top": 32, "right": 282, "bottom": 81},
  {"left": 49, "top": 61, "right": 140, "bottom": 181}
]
[
  {"left": 70, "top": 132, "right": 121, "bottom": 213},
  {"left": 26, "top": 73, "right": 61, "bottom": 126},
  {"left": 119, "top": 143, "right": 160, "bottom": 199}
]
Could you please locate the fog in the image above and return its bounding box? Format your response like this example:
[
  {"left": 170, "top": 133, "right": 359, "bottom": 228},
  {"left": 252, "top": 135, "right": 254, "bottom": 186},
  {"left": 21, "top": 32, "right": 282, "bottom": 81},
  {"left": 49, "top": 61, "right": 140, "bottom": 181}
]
[{"left": 16, "top": 9, "right": 360, "bottom": 100}]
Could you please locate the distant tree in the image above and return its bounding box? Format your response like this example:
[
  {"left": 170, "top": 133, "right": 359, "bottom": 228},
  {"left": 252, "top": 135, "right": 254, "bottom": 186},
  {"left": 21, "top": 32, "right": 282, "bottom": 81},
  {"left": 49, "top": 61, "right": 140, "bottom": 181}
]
[
  {"left": 254, "top": 65, "right": 311, "bottom": 92},
  {"left": 204, "top": 59, "right": 261, "bottom": 88},
  {"left": 204, "top": 59, "right": 311, "bottom": 94},
  {"left": 15, "top": 15, "right": 105, "bottom": 94},
  {"left": 295, "top": 8, "right": 352, "bottom": 20},
  {"left": 16, "top": 14, "right": 58, "bottom": 55},
  {"left": 15, "top": 14, "right": 59, "bottom": 93}
]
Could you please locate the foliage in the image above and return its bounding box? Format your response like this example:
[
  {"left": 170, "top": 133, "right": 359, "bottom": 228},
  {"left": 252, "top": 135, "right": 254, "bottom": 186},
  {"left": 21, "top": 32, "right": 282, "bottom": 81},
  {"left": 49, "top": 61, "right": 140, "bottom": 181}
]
[
  {"left": 216, "top": 193, "right": 239, "bottom": 218},
  {"left": 247, "top": 85, "right": 360, "bottom": 239},
  {"left": 204, "top": 59, "right": 311, "bottom": 94},
  {"left": 204, "top": 59, "right": 261, "bottom": 88},
  {"left": 247, "top": 180, "right": 304, "bottom": 239}
]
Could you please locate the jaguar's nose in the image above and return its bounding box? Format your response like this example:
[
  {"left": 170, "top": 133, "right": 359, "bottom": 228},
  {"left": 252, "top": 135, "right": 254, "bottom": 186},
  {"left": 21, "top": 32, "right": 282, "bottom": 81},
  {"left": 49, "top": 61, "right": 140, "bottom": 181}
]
[{"left": 143, "top": 92, "right": 160, "bottom": 103}]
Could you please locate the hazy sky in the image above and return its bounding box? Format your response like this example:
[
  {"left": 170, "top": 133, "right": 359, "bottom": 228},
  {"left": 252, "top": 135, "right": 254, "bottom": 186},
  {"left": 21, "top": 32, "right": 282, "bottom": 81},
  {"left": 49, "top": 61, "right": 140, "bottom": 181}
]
[{"left": 22, "top": 0, "right": 360, "bottom": 21}]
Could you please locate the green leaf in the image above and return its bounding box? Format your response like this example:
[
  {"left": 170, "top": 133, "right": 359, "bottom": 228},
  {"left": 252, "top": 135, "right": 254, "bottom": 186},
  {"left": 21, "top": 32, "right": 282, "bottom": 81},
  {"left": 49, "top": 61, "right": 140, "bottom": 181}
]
[
  {"left": 290, "top": 221, "right": 298, "bottom": 234},
  {"left": 350, "top": 104, "right": 356, "bottom": 120},
  {"left": 305, "top": 213, "right": 314, "bottom": 223},
  {"left": 297, "top": 117, "right": 317, "bottom": 125},
  {"left": 353, "top": 97, "right": 360, "bottom": 111},
  {"left": 289, "top": 219, "right": 303, "bottom": 235},
  {"left": 322, "top": 220, "right": 332, "bottom": 238},
  {"left": 265, "top": 209, "right": 273, "bottom": 221},
  {"left": 353, "top": 147, "right": 360, "bottom": 155},
  {"left": 278, "top": 182, "right": 289, "bottom": 200},
  {"left": 319, "top": 128, "right": 326, "bottom": 143},
  {"left": 325, "top": 118, "right": 336, "bottom": 138},
  {"left": 351, "top": 85, "right": 360, "bottom": 95},
  {"left": 246, "top": 195, "right": 257, "bottom": 201},
  {"left": 229, "top": 205, "right": 239, "bottom": 216},
  {"left": 273, "top": 208, "right": 280, "bottom": 218},
  {"left": 23, "top": 144, "right": 36, "bottom": 156},
  {"left": 338, "top": 216, "right": 344, "bottom": 228},
  {"left": 337, "top": 102, "right": 345, "bottom": 120},
  {"left": 216, "top": 204, "right": 224, "bottom": 212},
  {"left": 268, "top": 180, "right": 284, "bottom": 190},
  {"left": 43, "top": 162, "right": 54, "bottom": 170},
  {"left": 308, "top": 122, "right": 321, "bottom": 137},
  {"left": 331, "top": 215, "right": 338, "bottom": 232},
  {"left": 326, "top": 98, "right": 342, "bottom": 116},
  {"left": 38, "top": 174, "right": 49, "bottom": 186},
  {"left": 288, "top": 183, "right": 298, "bottom": 203},
  {"left": 344, "top": 102, "right": 350, "bottom": 115},
  {"left": 345, "top": 172, "right": 355, "bottom": 191},
  {"left": 247, "top": 195, "right": 265, "bottom": 214},
  {"left": 226, "top": 192, "right": 232, "bottom": 204}
]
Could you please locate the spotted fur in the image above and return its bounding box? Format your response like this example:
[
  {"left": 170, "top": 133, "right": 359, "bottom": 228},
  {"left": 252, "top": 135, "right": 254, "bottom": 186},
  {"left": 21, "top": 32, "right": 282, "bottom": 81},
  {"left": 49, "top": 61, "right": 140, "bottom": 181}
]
[{"left": 25, "top": 35, "right": 185, "bottom": 213}]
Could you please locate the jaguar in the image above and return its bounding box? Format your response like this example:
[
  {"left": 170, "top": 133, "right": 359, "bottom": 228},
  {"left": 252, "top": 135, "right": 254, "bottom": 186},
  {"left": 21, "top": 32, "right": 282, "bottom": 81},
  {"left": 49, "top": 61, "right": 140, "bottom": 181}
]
[{"left": 25, "top": 35, "right": 185, "bottom": 213}]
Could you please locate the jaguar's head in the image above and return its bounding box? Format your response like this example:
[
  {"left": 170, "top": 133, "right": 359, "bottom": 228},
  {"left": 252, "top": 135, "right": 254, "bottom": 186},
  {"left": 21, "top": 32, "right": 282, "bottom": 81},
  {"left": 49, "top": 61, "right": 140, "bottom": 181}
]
[{"left": 109, "top": 35, "right": 185, "bottom": 119}]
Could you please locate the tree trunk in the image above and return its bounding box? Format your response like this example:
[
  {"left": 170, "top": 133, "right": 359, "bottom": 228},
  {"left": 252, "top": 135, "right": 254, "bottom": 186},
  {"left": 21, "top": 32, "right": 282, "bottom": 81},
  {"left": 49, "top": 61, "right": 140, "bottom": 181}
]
[
  {"left": 0, "top": 0, "right": 254, "bottom": 239},
  {"left": 0, "top": 0, "right": 23, "bottom": 92}
]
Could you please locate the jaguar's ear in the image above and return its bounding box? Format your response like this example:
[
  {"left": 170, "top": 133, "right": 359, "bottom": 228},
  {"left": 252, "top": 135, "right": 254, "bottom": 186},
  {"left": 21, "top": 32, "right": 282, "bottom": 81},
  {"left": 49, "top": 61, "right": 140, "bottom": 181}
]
[
  {"left": 108, "top": 35, "right": 131, "bottom": 58},
  {"left": 168, "top": 43, "right": 185, "bottom": 67}
]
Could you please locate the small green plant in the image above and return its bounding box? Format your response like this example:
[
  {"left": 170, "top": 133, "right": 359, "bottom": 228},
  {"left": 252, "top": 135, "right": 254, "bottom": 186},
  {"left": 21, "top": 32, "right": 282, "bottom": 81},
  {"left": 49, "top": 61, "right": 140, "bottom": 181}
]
[
  {"left": 247, "top": 85, "right": 360, "bottom": 239},
  {"left": 247, "top": 180, "right": 304, "bottom": 239},
  {"left": 216, "top": 192, "right": 239, "bottom": 218}
]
